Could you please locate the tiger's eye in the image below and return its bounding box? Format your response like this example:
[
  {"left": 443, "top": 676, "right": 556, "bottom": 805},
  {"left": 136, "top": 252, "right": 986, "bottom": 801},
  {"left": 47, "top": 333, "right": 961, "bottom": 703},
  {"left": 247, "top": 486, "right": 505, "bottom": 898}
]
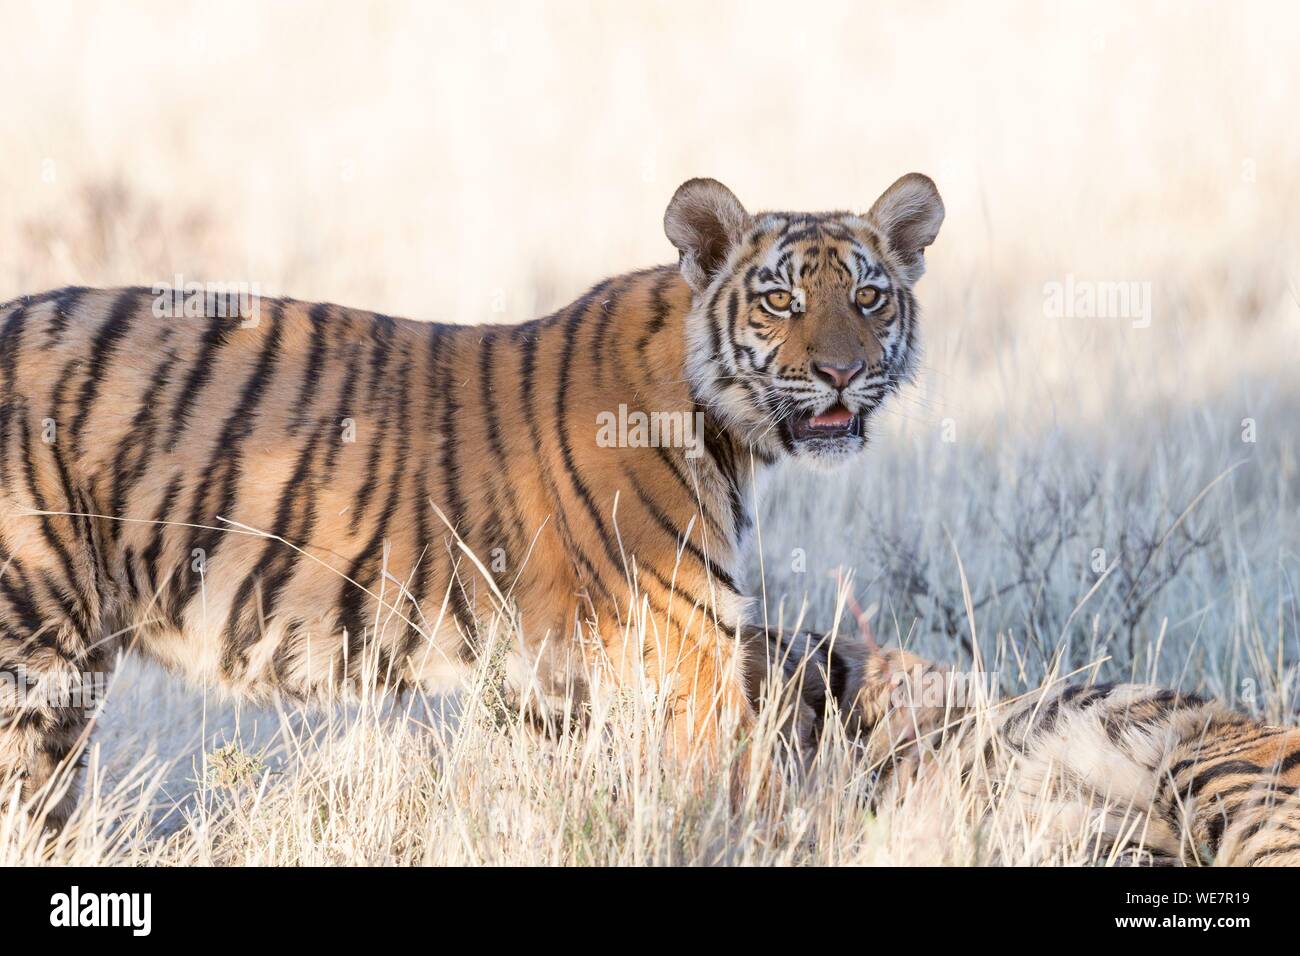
[
  {"left": 764, "top": 290, "right": 793, "bottom": 311},
  {"left": 855, "top": 287, "right": 880, "bottom": 309}
]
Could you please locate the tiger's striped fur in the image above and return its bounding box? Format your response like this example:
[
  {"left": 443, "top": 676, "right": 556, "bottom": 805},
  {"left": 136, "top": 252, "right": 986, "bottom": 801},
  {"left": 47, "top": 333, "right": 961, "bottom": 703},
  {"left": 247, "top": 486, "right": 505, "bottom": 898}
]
[
  {"left": 0, "top": 174, "right": 944, "bottom": 821},
  {"left": 854, "top": 649, "right": 1300, "bottom": 866}
]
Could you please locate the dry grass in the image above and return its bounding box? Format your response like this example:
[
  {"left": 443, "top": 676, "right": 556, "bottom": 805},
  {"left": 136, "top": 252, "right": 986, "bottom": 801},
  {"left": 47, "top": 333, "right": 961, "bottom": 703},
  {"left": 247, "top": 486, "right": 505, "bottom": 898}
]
[{"left": 1, "top": 0, "right": 1298, "bottom": 865}]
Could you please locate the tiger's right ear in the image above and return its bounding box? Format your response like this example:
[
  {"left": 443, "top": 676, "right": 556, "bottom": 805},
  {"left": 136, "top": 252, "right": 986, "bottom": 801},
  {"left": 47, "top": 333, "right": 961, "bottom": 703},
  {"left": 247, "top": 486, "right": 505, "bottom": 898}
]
[{"left": 664, "top": 178, "right": 751, "bottom": 294}]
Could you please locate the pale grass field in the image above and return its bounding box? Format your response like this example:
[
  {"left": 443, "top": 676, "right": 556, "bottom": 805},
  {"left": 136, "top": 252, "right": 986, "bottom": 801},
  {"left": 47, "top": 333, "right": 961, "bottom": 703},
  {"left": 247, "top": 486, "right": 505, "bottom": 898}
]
[{"left": 1, "top": 0, "right": 1298, "bottom": 865}]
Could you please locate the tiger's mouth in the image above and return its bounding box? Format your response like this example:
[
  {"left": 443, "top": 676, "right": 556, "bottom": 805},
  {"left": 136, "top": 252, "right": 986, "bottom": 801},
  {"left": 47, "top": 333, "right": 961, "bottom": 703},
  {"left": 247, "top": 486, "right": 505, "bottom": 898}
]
[{"left": 786, "top": 404, "right": 863, "bottom": 442}]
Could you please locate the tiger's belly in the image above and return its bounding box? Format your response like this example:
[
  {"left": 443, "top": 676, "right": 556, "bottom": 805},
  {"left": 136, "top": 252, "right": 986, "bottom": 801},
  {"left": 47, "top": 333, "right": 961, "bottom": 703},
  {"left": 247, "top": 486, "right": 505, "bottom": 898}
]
[
  {"left": 110, "top": 480, "right": 473, "bottom": 703},
  {"left": 105, "top": 465, "right": 582, "bottom": 705}
]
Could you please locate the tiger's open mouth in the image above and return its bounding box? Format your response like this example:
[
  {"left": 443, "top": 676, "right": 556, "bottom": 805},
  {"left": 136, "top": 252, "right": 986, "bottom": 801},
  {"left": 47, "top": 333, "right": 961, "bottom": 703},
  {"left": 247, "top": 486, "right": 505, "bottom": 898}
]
[{"left": 787, "top": 404, "right": 863, "bottom": 442}]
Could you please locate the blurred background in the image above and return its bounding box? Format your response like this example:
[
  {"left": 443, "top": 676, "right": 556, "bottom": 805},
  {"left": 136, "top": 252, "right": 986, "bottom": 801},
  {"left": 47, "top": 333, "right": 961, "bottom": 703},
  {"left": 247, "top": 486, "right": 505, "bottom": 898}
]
[
  {"left": 2, "top": 0, "right": 1298, "bottom": 822},
  {"left": 4, "top": 2, "right": 1296, "bottom": 433}
]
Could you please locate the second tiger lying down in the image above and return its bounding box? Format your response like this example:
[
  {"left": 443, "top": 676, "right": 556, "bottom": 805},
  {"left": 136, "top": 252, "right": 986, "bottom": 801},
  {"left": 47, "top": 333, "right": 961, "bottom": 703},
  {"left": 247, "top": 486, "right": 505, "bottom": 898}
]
[{"left": 849, "top": 647, "right": 1300, "bottom": 866}]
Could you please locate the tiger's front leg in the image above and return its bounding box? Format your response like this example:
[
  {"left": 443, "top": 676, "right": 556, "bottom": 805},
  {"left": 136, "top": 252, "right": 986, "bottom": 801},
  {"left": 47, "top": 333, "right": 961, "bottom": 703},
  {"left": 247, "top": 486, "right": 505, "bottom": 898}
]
[
  {"left": 663, "top": 625, "right": 754, "bottom": 771},
  {"left": 587, "top": 605, "right": 754, "bottom": 772}
]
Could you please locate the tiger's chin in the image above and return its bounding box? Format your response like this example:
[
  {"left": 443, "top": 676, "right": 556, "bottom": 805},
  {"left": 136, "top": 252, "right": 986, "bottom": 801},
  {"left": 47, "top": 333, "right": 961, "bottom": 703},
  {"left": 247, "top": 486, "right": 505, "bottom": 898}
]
[{"left": 782, "top": 404, "right": 869, "bottom": 468}]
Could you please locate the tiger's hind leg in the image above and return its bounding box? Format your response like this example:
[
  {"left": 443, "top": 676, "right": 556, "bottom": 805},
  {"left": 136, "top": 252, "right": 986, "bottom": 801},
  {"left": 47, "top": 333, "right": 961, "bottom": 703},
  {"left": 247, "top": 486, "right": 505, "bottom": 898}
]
[
  {"left": 0, "top": 395, "right": 115, "bottom": 828},
  {"left": 0, "top": 627, "right": 112, "bottom": 829}
]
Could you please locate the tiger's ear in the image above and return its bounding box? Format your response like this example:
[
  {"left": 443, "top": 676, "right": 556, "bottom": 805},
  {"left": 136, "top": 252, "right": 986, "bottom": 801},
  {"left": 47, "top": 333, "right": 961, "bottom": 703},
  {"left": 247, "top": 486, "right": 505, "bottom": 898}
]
[
  {"left": 664, "top": 178, "right": 751, "bottom": 294},
  {"left": 867, "top": 173, "right": 945, "bottom": 284}
]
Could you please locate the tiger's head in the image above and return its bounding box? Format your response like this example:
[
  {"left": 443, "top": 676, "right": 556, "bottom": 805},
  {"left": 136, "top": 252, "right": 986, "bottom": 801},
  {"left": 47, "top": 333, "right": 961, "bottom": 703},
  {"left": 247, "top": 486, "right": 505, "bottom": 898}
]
[{"left": 667, "top": 174, "right": 943, "bottom": 467}]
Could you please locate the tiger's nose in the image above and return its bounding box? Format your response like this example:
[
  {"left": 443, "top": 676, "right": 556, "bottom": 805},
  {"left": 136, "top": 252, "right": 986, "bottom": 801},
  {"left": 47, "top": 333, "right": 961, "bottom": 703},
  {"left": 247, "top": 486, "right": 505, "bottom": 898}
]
[{"left": 812, "top": 360, "right": 865, "bottom": 390}]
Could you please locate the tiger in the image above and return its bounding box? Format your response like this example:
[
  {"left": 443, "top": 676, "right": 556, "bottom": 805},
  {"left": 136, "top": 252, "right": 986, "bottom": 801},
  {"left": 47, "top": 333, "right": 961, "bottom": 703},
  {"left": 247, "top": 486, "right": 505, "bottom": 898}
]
[
  {"left": 851, "top": 646, "right": 1300, "bottom": 866},
  {"left": 0, "top": 173, "right": 944, "bottom": 824}
]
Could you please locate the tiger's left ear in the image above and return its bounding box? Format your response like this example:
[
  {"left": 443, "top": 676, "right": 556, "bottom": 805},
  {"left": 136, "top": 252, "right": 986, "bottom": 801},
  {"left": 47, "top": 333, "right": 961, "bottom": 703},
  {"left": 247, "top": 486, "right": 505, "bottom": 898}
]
[
  {"left": 664, "top": 178, "right": 751, "bottom": 294},
  {"left": 867, "top": 173, "right": 945, "bottom": 284}
]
